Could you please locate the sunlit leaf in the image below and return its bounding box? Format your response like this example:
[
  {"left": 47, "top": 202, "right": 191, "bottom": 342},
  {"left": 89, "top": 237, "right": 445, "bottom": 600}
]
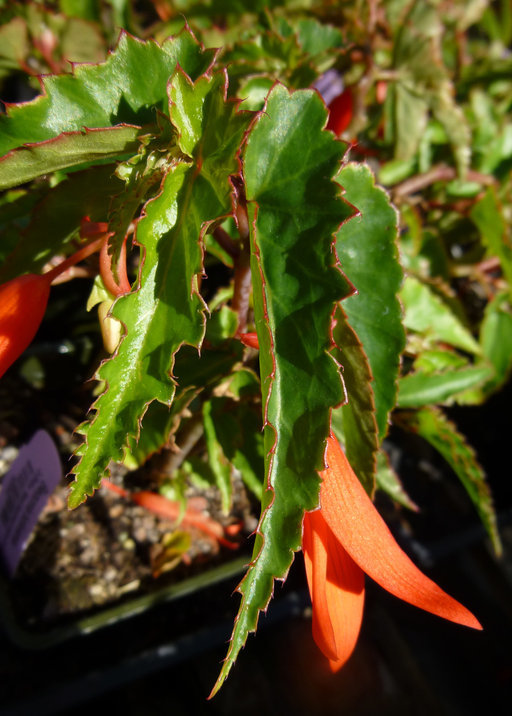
[
  {"left": 0, "top": 29, "right": 215, "bottom": 153},
  {"left": 336, "top": 163, "right": 405, "bottom": 440},
  {"left": 69, "top": 71, "right": 251, "bottom": 507},
  {"left": 480, "top": 291, "right": 512, "bottom": 395},
  {"left": 212, "top": 84, "right": 352, "bottom": 695}
]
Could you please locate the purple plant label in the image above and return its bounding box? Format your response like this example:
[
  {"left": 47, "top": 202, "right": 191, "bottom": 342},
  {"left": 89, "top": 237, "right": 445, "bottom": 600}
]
[
  {"left": 313, "top": 69, "right": 344, "bottom": 106},
  {"left": 0, "top": 430, "right": 62, "bottom": 576}
]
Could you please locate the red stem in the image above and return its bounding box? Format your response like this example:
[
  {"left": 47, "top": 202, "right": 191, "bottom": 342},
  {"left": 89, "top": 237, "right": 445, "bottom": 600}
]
[
  {"left": 101, "top": 479, "right": 239, "bottom": 550},
  {"left": 44, "top": 237, "right": 105, "bottom": 284},
  {"left": 99, "top": 237, "right": 131, "bottom": 297}
]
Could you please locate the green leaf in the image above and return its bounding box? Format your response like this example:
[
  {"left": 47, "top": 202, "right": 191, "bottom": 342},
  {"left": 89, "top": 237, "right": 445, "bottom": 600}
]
[
  {"left": 470, "top": 188, "right": 512, "bottom": 296},
  {"left": 397, "top": 364, "right": 494, "bottom": 407},
  {"left": 392, "top": 82, "right": 429, "bottom": 163},
  {"left": 236, "top": 76, "right": 275, "bottom": 111},
  {"left": 480, "top": 291, "right": 512, "bottom": 394},
  {"left": 391, "top": 2, "right": 471, "bottom": 174},
  {"left": 59, "top": 17, "right": 105, "bottom": 64},
  {"left": 413, "top": 349, "right": 469, "bottom": 374},
  {"left": 0, "top": 18, "right": 29, "bottom": 74},
  {"left": 69, "top": 71, "right": 251, "bottom": 507},
  {"left": 205, "top": 395, "right": 264, "bottom": 501},
  {"left": 295, "top": 18, "right": 344, "bottom": 56},
  {"left": 203, "top": 399, "right": 233, "bottom": 514},
  {"left": 331, "top": 306, "right": 379, "bottom": 496},
  {"left": 212, "top": 84, "right": 351, "bottom": 695},
  {"left": 173, "top": 342, "right": 244, "bottom": 389},
  {"left": 401, "top": 275, "right": 481, "bottom": 354},
  {"left": 127, "top": 340, "right": 246, "bottom": 468},
  {"left": 0, "top": 125, "right": 141, "bottom": 191},
  {"left": 204, "top": 305, "right": 238, "bottom": 345},
  {"left": 403, "top": 406, "right": 501, "bottom": 554},
  {"left": 0, "top": 29, "right": 215, "bottom": 154},
  {"left": 59, "top": 0, "right": 101, "bottom": 22},
  {"left": 336, "top": 163, "right": 405, "bottom": 439}
]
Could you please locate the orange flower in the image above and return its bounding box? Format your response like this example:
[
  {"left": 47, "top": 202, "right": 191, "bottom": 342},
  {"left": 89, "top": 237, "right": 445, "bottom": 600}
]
[
  {"left": 326, "top": 88, "right": 353, "bottom": 136},
  {"left": 0, "top": 273, "right": 52, "bottom": 379},
  {"left": 0, "top": 233, "right": 106, "bottom": 379},
  {"left": 303, "top": 435, "right": 482, "bottom": 671}
]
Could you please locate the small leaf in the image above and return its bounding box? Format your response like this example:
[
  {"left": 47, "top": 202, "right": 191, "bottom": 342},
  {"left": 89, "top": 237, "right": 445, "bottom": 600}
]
[
  {"left": 397, "top": 364, "right": 494, "bottom": 408},
  {"left": 403, "top": 406, "right": 501, "bottom": 554},
  {"left": 391, "top": 2, "right": 470, "bottom": 174},
  {"left": 413, "top": 349, "right": 469, "bottom": 374},
  {"left": 203, "top": 399, "right": 233, "bottom": 514},
  {"left": 470, "top": 188, "right": 512, "bottom": 295},
  {"left": 401, "top": 275, "right": 481, "bottom": 355},
  {"left": 124, "top": 389, "right": 199, "bottom": 469},
  {"left": 0, "top": 18, "right": 29, "bottom": 73},
  {"left": 480, "top": 291, "right": 512, "bottom": 394},
  {"left": 0, "top": 164, "right": 122, "bottom": 281},
  {"left": 204, "top": 305, "right": 238, "bottom": 346},
  {"left": 206, "top": 396, "right": 264, "bottom": 501},
  {"left": 295, "top": 18, "right": 344, "bottom": 56}
]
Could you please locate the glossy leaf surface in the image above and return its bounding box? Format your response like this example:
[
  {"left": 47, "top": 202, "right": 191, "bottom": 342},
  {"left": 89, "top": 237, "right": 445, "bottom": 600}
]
[
  {"left": 0, "top": 30, "right": 214, "bottom": 154},
  {"left": 69, "top": 71, "right": 251, "bottom": 506},
  {"left": 336, "top": 163, "right": 404, "bottom": 440},
  {"left": 212, "top": 84, "right": 352, "bottom": 695},
  {"left": 0, "top": 125, "right": 141, "bottom": 190}
]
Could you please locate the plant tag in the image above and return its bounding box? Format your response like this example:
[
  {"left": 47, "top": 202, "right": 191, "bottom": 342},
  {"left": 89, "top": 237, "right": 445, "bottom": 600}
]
[{"left": 0, "top": 430, "right": 62, "bottom": 576}]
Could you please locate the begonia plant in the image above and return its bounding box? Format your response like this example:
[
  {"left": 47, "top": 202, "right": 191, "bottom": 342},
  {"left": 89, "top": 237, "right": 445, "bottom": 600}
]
[{"left": 1, "top": 0, "right": 511, "bottom": 695}]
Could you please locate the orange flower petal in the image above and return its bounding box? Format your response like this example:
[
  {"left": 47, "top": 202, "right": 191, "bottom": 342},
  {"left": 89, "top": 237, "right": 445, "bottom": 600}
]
[
  {"left": 319, "top": 435, "right": 482, "bottom": 631},
  {"left": 0, "top": 274, "right": 51, "bottom": 378},
  {"left": 303, "top": 507, "right": 365, "bottom": 666}
]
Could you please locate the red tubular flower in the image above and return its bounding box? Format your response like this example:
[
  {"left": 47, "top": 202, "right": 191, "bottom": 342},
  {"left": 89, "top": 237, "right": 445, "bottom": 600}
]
[
  {"left": 303, "top": 435, "right": 482, "bottom": 671},
  {"left": 326, "top": 88, "right": 353, "bottom": 136},
  {"left": 0, "top": 233, "right": 106, "bottom": 379},
  {"left": 0, "top": 273, "right": 52, "bottom": 379}
]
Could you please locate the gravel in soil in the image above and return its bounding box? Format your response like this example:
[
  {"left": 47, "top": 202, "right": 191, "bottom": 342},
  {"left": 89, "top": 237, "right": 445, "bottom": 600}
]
[{"left": 0, "top": 373, "right": 256, "bottom": 633}]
